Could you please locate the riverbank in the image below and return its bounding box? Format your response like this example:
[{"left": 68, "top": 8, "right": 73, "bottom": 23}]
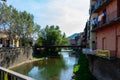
[
  {"left": 73, "top": 51, "right": 97, "bottom": 80},
  {"left": 8, "top": 58, "right": 45, "bottom": 69}
]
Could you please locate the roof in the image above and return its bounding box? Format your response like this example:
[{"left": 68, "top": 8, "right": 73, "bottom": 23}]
[
  {"left": 0, "top": 30, "right": 19, "bottom": 39},
  {"left": 0, "top": 30, "right": 8, "bottom": 38}
]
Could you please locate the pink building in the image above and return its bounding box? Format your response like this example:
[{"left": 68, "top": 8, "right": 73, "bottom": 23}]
[{"left": 90, "top": 0, "right": 120, "bottom": 58}]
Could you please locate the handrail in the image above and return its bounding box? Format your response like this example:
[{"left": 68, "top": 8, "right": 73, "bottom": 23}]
[
  {"left": 92, "top": 10, "right": 119, "bottom": 31},
  {"left": 0, "top": 66, "right": 34, "bottom": 80},
  {"left": 90, "top": 0, "right": 112, "bottom": 14},
  {"left": 98, "top": 10, "right": 118, "bottom": 27}
]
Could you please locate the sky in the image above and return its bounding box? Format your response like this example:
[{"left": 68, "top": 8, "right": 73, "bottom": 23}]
[{"left": 6, "top": 0, "right": 90, "bottom": 37}]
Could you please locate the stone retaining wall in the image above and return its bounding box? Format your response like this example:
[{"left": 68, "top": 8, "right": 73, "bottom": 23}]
[
  {"left": 87, "top": 55, "right": 120, "bottom": 80},
  {"left": 0, "top": 47, "right": 33, "bottom": 68}
]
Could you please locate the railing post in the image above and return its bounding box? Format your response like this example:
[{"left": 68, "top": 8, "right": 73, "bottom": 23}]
[
  {"left": 0, "top": 71, "right": 4, "bottom": 80},
  {"left": 4, "top": 72, "right": 8, "bottom": 80}
]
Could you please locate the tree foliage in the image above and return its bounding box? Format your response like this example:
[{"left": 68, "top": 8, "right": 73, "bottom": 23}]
[
  {"left": 36, "top": 25, "right": 68, "bottom": 46},
  {"left": 0, "top": 2, "right": 68, "bottom": 51},
  {"left": 35, "top": 25, "right": 69, "bottom": 56},
  {"left": 0, "top": 2, "right": 41, "bottom": 46}
]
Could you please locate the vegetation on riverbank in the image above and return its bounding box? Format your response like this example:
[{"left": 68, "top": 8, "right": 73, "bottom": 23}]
[
  {"left": 73, "top": 51, "right": 97, "bottom": 80},
  {"left": 34, "top": 25, "right": 69, "bottom": 57}
]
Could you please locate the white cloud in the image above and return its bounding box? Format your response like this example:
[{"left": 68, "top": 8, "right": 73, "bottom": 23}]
[
  {"left": 43, "top": 0, "right": 90, "bottom": 36},
  {"left": 7, "top": 0, "right": 90, "bottom": 36}
]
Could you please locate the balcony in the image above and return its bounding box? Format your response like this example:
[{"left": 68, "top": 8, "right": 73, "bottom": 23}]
[
  {"left": 89, "top": 0, "right": 112, "bottom": 14},
  {"left": 92, "top": 10, "right": 120, "bottom": 31}
]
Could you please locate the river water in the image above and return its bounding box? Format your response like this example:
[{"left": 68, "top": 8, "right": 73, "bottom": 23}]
[{"left": 11, "top": 51, "right": 78, "bottom": 80}]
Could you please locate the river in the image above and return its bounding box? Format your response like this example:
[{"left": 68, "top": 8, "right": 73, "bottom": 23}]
[{"left": 11, "top": 51, "right": 78, "bottom": 80}]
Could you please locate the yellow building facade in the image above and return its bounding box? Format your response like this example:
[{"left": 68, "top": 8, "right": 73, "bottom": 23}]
[{"left": 0, "top": 31, "right": 19, "bottom": 47}]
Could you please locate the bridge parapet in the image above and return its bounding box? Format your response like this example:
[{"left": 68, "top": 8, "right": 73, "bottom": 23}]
[{"left": 36, "top": 45, "right": 82, "bottom": 48}]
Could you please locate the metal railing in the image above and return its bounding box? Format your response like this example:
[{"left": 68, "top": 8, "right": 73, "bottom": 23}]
[
  {"left": 106, "top": 11, "right": 118, "bottom": 22},
  {"left": 98, "top": 10, "right": 118, "bottom": 27},
  {"left": 92, "top": 10, "right": 118, "bottom": 31},
  {"left": 0, "top": 66, "right": 34, "bottom": 80},
  {"left": 90, "top": 0, "right": 111, "bottom": 14}
]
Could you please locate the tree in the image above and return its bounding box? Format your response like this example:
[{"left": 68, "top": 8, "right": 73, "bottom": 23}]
[
  {"left": 32, "top": 23, "right": 41, "bottom": 47},
  {"left": 62, "top": 32, "right": 69, "bottom": 45},
  {"left": 35, "top": 25, "right": 69, "bottom": 56},
  {"left": 0, "top": 3, "right": 11, "bottom": 30},
  {"left": 0, "top": 3, "right": 38, "bottom": 47},
  {"left": 18, "top": 11, "right": 35, "bottom": 46}
]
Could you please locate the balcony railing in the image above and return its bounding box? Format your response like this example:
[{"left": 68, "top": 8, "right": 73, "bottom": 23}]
[
  {"left": 90, "top": 0, "right": 112, "bottom": 14},
  {"left": 0, "top": 66, "right": 34, "bottom": 80},
  {"left": 106, "top": 11, "right": 118, "bottom": 22},
  {"left": 98, "top": 10, "right": 117, "bottom": 27},
  {"left": 92, "top": 10, "right": 119, "bottom": 31}
]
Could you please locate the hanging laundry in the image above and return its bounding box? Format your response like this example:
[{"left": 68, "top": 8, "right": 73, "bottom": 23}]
[
  {"left": 103, "top": 12, "right": 107, "bottom": 16},
  {"left": 91, "top": 19, "right": 95, "bottom": 26},
  {"left": 98, "top": 16, "right": 101, "bottom": 21},
  {"left": 98, "top": 14, "right": 103, "bottom": 21},
  {"left": 101, "top": 13, "right": 104, "bottom": 17},
  {"left": 95, "top": 17, "right": 98, "bottom": 24}
]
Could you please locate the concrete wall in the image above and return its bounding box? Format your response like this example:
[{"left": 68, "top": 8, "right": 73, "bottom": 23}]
[
  {"left": 96, "top": 24, "right": 116, "bottom": 50},
  {"left": 0, "top": 47, "right": 33, "bottom": 68},
  {"left": 87, "top": 55, "right": 120, "bottom": 80}
]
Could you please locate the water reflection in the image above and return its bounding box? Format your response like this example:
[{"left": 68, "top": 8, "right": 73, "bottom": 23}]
[{"left": 11, "top": 51, "right": 78, "bottom": 80}]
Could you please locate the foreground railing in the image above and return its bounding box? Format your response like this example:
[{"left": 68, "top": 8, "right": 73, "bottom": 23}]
[{"left": 0, "top": 67, "right": 34, "bottom": 80}]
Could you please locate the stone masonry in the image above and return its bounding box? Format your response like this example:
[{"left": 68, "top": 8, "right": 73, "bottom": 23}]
[
  {"left": 87, "top": 55, "right": 120, "bottom": 80},
  {"left": 0, "top": 47, "right": 33, "bottom": 68}
]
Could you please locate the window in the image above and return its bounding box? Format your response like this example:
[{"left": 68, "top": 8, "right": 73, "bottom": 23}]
[
  {"left": 103, "top": 9, "right": 106, "bottom": 24},
  {"left": 0, "top": 39, "right": 2, "bottom": 44}
]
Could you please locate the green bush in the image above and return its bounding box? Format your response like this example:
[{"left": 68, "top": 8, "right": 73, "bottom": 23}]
[
  {"left": 73, "top": 65, "right": 80, "bottom": 73},
  {"left": 75, "top": 52, "right": 97, "bottom": 80}
]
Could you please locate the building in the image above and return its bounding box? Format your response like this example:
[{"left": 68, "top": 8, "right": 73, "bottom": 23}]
[
  {"left": 0, "top": 30, "right": 19, "bottom": 47},
  {"left": 79, "top": 32, "right": 86, "bottom": 48},
  {"left": 68, "top": 33, "right": 87, "bottom": 47},
  {"left": 68, "top": 33, "right": 79, "bottom": 46},
  {"left": 69, "top": 38, "right": 76, "bottom": 46},
  {"left": 89, "top": 0, "right": 120, "bottom": 58},
  {"left": 84, "top": 21, "right": 91, "bottom": 48}
]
